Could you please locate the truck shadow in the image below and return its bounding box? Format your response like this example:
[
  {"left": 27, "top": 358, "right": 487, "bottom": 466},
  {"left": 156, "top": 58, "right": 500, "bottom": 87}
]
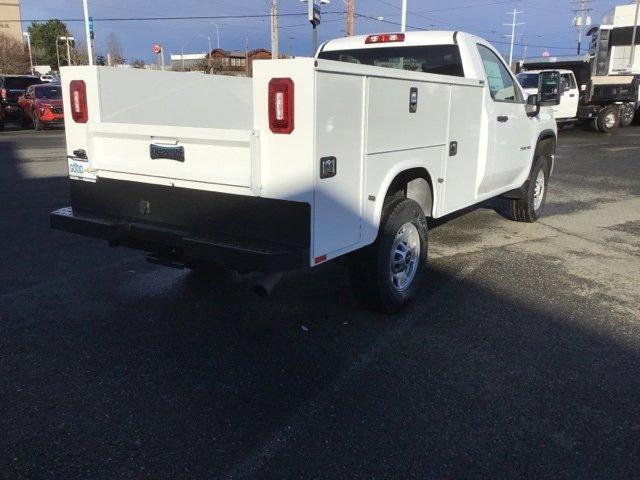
[{"left": 3, "top": 252, "right": 640, "bottom": 479}]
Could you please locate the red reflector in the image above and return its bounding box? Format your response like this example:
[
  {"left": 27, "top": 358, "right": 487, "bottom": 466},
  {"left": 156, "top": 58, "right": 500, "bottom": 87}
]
[
  {"left": 69, "top": 80, "right": 88, "bottom": 123},
  {"left": 365, "top": 33, "right": 405, "bottom": 44},
  {"left": 268, "top": 78, "right": 294, "bottom": 134},
  {"left": 314, "top": 255, "right": 327, "bottom": 264}
]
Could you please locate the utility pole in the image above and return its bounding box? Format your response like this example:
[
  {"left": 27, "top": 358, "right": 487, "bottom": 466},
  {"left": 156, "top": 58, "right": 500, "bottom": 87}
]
[
  {"left": 401, "top": 0, "right": 407, "bottom": 32},
  {"left": 629, "top": 0, "right": 640, "bottom": 70},
  {"left": 82, "top": 0, "right": 94, "bottom": 65},
  {"left": 571, "top": 0, "right": 593, "bottom": 54},
  {"left": 271, "top": 0, "right": 279, "bottom": 59},
  {"left": 504, "top": 9, "right": 523, "bottom": 70},
  {"left": 347, "top": 0, "right": 355, "bottom": 36}
]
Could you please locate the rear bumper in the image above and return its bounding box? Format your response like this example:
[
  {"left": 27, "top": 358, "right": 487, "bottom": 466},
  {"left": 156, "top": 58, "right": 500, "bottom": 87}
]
[{"left": 51, "top": 178, "right": 311, "bottom": 272}]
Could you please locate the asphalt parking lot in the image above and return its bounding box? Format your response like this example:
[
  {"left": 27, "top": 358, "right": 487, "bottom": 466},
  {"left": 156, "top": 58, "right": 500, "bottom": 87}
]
[{"left": 1, "top": 122, "right": 640, "bottom": 479}]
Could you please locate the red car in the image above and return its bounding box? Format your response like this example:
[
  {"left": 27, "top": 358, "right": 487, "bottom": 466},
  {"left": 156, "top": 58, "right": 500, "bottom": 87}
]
[{"left": 18, "top": 84, "right": 64, "bottom": 130}]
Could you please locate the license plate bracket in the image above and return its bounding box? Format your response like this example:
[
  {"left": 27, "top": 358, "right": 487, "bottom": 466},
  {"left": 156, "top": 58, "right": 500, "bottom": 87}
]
[{"left": 150, "top": 144, "right": 185, "bottom": 162}]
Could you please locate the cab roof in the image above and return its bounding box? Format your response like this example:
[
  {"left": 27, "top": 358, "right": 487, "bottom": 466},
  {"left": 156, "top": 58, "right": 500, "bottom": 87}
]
[
  {"left": 320, "top": 30, "right": 479, "bottom": 52},
  {"left": 517, "top": 69, "right": 574, "bottom": 75}
]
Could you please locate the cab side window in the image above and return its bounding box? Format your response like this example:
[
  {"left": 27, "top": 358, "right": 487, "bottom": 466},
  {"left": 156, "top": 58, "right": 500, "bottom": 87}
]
[
  {"left": 561, "top": 73, "right": 575, "bottom": 89},
  {"left": 477, "top": 44, "right": 522, "bottom": 103}
]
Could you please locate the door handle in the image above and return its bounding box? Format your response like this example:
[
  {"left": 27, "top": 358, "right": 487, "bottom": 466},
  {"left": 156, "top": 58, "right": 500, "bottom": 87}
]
[
  {"left": 497, "top": 115, "right": 509, "bottom": 123},
  {"left": 569, "top": 94, "right": 575, "bottom": 97}
]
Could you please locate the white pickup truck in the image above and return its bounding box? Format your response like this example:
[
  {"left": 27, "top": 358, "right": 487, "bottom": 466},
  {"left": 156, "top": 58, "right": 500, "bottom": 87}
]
[{"left": 51, "top": 31, "right": 560, "bottom": 312}]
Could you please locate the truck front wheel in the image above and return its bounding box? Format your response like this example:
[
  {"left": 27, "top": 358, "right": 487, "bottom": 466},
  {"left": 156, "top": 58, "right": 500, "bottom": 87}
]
[
  {"left": 595, "top": 105, "right": 620, "bottom": 133},
  {"left": 349, "top": 198, "right": 428, "bottom": 313},
  {"left": 510, "top": 156, "right": 549, "bottom": 223}
]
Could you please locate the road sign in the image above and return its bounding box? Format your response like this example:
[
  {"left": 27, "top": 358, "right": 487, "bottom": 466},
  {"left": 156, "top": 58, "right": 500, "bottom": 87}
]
[
  {"left": 89, "top": 16, "right": 94, "bottom": 40},
  {"left": 152, "top": 44, "right": 162, "bottom": 55},
  {"left": 309, "top": 0, "right": 321, "bottom": 26}
]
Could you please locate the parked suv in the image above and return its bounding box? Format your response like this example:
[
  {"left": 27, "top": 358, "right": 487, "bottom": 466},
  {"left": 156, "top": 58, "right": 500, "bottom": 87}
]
[
  {"left": 18, "top": 84, "right": 64, "bottom": 130},
  {"left": 0, "top": 75, "right": 43, "bottom": 121}
]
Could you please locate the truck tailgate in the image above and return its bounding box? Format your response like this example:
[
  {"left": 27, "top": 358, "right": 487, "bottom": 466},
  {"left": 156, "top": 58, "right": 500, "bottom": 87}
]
[
  {"left": 89, "top": 122, "right": 259, "bottom": 191},
  {"left": 61, "top": 66, "right": 260, "bottom": 194}
]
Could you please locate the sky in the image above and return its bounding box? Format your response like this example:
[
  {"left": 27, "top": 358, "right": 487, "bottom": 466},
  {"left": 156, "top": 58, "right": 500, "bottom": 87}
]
[{"left": 14, "top": 0, "right": 631, "bottom": 63}]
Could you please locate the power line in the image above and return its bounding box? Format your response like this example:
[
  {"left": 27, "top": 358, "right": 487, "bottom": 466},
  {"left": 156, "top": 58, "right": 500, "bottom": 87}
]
[
  {"left": 0, "top": 12, "right": 346, "bottom": 23},
  {"left": 354, "top": 12, "right": 576, "bottom": 50}
]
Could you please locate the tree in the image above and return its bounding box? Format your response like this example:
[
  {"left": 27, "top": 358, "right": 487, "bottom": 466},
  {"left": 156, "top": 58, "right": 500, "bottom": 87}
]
[
  {"left": 130, "top": 59, "right": 146, "bottom": 69},
  {"left": 0, "top": 33, "right": 30, "bottom": 74},
  {"left": 105, "top": 33, "right": 125, "bottom": 65},
  {"left": 28, "top": 19, "right": 71, "bottom": 70},
  {"left": 193, "top": 58, "right": 226, "bottom": 74}
]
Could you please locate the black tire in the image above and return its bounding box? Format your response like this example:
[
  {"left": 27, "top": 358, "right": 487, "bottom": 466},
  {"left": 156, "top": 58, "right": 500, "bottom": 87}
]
[
  {"left": 349, "top": 198, "right": 428, "bottom": 313},
  {"left": 595, "top": 105, "right": 620, "bottom": 133},
  {"left": 510, "top": 156, "right": 549, "bottom": 223},
  {"left": 19, "top": 110, "right": 30, "bottom": 128},
  {"left": 33, "top": 112, "right": 43, "bottom": 131},
  {"left": 620, "top": 103, "right": 635, "bottom": 127}
]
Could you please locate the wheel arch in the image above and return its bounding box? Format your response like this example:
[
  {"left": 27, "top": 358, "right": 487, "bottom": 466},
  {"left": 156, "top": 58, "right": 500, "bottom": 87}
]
[
  {"left": 534, "top": 129, "right": 557, "bottom": 176},
  {"left": 502, "top": 130, "right": 556, "bottom": 200}
]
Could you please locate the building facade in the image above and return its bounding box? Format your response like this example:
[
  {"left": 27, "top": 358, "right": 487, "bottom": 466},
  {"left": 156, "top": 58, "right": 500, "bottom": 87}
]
[
  {"left": 170, "top": 48, "right": 272, "bottom": 76},
  {"left": 0, "top": 0, "right": 22, "bottom": 44}
]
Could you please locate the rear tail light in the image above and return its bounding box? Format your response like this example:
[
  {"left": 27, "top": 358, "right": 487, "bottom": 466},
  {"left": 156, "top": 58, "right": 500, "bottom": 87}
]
[
  {"left": 365, "top": 33, "right": 405, "bottom": 44},
  {"left": 0, "top": 88, "right": 6, "bottom": 101},
  {"left": 268, "top": 78, "right": 294, "bottom": 134},
  {"left": 69, "top": 80, "right": 88, "bottom": 123}
]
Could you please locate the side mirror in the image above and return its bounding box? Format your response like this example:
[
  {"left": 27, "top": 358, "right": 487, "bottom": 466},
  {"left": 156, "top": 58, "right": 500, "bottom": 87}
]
[
  {"left": 538, "top": 70, "right": 561, "bottom": 106},
  {"left": 526, "top": 94, "right": 539, "bottom": 117},
  {"left": 561, "top": 82, "right": 570, "bottom": 92},
  {"left": 23, "top": 93, "right": 31, "bottom": 99}
]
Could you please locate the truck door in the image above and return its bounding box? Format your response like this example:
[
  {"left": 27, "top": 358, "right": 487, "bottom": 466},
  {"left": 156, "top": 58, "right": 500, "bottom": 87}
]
[
  {"left": 477, "top": 44, "right": 533, "bottom": 194},
  {"left": 555, "top": 72, "right": 579, "bottom": 120}
]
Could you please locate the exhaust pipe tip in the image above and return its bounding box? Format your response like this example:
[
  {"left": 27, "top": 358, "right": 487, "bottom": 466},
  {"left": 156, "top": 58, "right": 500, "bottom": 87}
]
[{"left": 252, "top": 272, "right": 283, "bottom": 296}]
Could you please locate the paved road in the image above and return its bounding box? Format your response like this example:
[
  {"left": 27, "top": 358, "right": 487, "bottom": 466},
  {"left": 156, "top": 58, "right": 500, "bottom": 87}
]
[{"left": 1, "top": 124, "right": 639, "bottom": 479}]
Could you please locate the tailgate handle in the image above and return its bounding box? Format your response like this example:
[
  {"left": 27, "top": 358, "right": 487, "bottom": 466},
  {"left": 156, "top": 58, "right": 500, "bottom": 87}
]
[{"left": 150, "top": 144, "right": 185, "bottom": 162}]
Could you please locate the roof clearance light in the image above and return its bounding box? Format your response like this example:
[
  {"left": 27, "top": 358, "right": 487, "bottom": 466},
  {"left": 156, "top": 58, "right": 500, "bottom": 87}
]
[{"left": 365, "top": 33, "right": 405, "bottom": 44}]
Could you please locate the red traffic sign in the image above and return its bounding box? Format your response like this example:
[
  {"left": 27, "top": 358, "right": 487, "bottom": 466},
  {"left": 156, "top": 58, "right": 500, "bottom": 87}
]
[{"left": 152, "top": 44, "right": 162, "bottom": 54}]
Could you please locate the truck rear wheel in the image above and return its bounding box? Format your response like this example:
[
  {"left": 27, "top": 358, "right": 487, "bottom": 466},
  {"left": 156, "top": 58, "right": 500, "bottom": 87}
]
[
  {"left": 510, "top": 156, "right": 549, "bottom": 223},
  {"left": 349, "top": 198, "right": 428, "bottom": 313},
  {"left": 620, "top": 103, "right": 635, "bottom": 127},
  {"left": 595, "top": 105, "right": 619, "bottom": 133}
]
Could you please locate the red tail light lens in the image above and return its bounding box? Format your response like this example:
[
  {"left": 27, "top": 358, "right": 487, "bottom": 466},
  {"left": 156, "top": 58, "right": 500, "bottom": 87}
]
[
  {"left": 69, "top": 80, "right": 88, "bottom": 123},
  {"left": 268, "top": 78, "right": 294, "bottom": 134},
  {"left": 365, "top": 33, "right": 405, "bottom": 44},
  {"left": 0, "top": 88, "right": 6, "bottom": 101}
]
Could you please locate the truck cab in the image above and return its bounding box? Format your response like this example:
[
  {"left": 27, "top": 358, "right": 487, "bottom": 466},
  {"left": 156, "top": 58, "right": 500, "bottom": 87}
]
[{"left": 50, "top": 31, "right": 560, "bottom": 312}]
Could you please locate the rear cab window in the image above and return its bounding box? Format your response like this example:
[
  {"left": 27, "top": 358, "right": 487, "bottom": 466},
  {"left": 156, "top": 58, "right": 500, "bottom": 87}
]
[
  {"left": 318, "top": 44, "right": 465, "bottom": 77},
  {"left": 4, "top": 77, "right": 43, "bottom": 90}
]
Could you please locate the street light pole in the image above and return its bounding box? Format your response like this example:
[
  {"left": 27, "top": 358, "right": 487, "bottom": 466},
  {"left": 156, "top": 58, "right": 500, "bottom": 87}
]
[
  {"left": 82, "top": 0, "right": 94, "bottom": 65},
  {"left": 60, "top": 36, "right": 75, "bottom": 66},
  {"left": 23, "top": 32, "right": 34, "bottom": 74},
  {"left": 211, "top": 22, "right": 220, "bottom": 49},
  {"left": 55, "top": 39, "right": 61, "bottom": 70},
  {"left": 629, "top": 0, "right": 640, "bottom": 70},
  {"left": 401, "top": 0, "right": 407, "bottom": 32},
  {"left": 271, "top": 0, "right": 279, "bottom": 59}
]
